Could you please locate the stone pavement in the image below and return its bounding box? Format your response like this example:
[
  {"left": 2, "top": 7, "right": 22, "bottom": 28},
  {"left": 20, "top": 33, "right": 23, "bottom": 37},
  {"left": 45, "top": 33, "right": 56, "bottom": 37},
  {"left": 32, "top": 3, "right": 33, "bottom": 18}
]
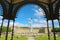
[{"left": 28, "top": 37, "right": 35, "bottom": 40}]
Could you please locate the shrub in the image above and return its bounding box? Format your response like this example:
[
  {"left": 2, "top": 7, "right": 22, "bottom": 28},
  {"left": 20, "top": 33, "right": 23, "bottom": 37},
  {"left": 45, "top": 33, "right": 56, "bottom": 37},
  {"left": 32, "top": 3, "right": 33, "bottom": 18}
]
[
  {"left": 38, "top": 27, "right": 45, "bottom": 33},
  {"left": 51, "top": 28, "right": 60, "bottom": 32},
  {"left": 0, "top": 27, "right": 12, "bottom": 32}
]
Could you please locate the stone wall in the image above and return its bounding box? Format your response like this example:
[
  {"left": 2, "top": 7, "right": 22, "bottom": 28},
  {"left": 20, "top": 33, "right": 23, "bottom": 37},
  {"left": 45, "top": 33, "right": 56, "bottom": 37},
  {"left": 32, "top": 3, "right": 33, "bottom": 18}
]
[{"left": 14, "top": 27, "right": 52, "bottom": 34}]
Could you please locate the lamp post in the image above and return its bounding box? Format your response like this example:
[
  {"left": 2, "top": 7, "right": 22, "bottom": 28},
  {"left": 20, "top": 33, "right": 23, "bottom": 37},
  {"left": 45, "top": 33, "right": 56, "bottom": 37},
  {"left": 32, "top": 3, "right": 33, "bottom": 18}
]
[{"left": 29, "top": 18, "right": 33, "bottom": 33}]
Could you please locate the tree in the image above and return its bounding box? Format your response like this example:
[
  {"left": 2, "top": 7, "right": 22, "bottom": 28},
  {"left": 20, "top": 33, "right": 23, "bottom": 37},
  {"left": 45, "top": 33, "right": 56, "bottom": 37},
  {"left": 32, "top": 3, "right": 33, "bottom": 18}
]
[
  {"left": 38, "top": 27, "right": 45, "bottom": 33},
  {"left": 51, "top": 28, "right": 60, "bottom": 36},
  {"left": 51, "top": 28, "right": 60, "bottom": 32},
  {"left": 0, "top": 26, "right": 12, "bottom": 32}
]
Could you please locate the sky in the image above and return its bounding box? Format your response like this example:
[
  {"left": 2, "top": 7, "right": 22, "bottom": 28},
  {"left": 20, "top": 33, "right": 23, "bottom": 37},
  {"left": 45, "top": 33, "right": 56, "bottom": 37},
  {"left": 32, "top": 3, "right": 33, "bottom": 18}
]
[{"left": 0, "top": 4, "right": 59, "bottom": 28}]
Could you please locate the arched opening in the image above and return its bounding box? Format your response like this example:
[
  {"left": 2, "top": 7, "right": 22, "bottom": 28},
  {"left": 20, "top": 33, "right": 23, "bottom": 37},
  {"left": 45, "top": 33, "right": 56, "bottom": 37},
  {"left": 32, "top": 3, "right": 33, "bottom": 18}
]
[{"left": 14, "top": 4, "right": 49, "bottom": 40}]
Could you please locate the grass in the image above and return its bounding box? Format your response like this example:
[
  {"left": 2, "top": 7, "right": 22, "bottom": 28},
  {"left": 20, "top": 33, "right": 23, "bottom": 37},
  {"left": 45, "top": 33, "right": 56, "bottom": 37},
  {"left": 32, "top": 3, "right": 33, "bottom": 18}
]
[
  {"left": 13, "top": 36, "right": 27, "bottom": 40},
  {"left": 0, "top": 36, "right": 28, "bottom": 40},
  {"left": 0, "top": 35, "right": 60, "bottom": 40},
  {"left": 35, "top": 36, "right": 60, "bottom": 40}
]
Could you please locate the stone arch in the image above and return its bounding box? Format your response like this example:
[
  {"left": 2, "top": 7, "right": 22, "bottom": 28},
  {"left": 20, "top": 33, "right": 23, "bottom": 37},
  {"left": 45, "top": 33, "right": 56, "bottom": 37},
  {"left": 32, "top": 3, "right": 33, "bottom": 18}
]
[{"left": 13, "top": 1, "right": 48, "bottom": 19}]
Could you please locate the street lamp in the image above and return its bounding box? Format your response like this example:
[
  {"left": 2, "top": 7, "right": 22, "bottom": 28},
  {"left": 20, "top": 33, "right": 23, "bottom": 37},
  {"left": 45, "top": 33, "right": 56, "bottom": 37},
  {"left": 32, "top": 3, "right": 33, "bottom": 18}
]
[{"left": 29, "top": 18, "right": 33, "bottom": 33}]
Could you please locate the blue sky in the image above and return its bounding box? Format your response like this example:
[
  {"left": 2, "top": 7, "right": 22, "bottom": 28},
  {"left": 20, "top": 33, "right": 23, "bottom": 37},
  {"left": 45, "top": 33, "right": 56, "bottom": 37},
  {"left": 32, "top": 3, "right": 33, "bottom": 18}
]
[
  {"left": 16, "top": 4, "right": 45, "bottom": 24},
  {"left": 0, "top": 4, "right": 59, "bottom": 27}
]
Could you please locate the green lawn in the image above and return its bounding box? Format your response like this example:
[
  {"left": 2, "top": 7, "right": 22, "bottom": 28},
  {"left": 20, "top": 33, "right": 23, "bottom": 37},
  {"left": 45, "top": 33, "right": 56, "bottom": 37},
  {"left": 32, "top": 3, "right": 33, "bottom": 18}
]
[
  {"left": 0, "top": 36, "right": 27, "bottom": 40},
  {"left": 0, "top": 36, "right": 60, "bottom": 40},
  {"left": 35, "top": 36, "right": 60, "bottom": 40}
]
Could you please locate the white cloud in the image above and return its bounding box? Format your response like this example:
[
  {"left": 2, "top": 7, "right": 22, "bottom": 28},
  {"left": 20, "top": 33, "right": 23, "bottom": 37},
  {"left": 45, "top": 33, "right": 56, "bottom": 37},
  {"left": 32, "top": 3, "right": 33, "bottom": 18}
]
[
  {"left": 0, "top": 20, "right": 28, "bottom": 27},
  {"left": 3, "top": 23, "right": 8, "bottom": 26},
  {"left": 33, "top": 19, "right": 38, "bottom": 22},
  {"left": 39, "top": 20, "right": 46, "bottom": 24},
  {"left": 28, "top": 18, "right": 47, "bottom": 27},
  {"left": 32, "top": 8, "right": 45, "bottom": 18},
  {"left": 33, "top": 18, "right": 47, "bottom": 24},
  {"left": 0, "top": 20, "right": 2, "bottom": 23},
  {"left": 9, "top": 22, "right": 28, "bottom": 27},
  {"left": 0, "top": 19, "right": 59, "bottom": 27},
  {"left": 31, "top": 24, "right": 47, "bottom": 28},
  {"left": 9, "top": 19, "right": 47, "bottom": 27},
  {"left": 30, "top": 19, "right": 47, "bottom": 27},
  {"left": 54, "top": 20, "right": 58, "bottom": 23},
  {"left": 0, "top": 16, "right": 3, "bottom": 19}
]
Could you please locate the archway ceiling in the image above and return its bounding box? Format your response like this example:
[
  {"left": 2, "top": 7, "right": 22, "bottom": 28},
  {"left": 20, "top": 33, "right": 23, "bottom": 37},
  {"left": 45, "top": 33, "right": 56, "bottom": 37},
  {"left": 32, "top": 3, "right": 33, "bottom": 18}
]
[
  {"left": 0, "top": 0, "right": 59, "bottom": 20},
  {"left": 6, "top": 0, "right": 56, "bottom": 4}
]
